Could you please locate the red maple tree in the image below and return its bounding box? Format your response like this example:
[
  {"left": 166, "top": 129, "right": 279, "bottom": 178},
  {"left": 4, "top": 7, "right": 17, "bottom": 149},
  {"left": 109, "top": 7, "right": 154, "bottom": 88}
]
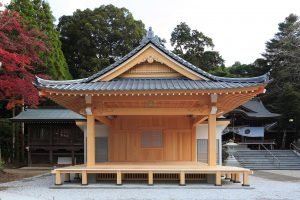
[{"left": 0, "top": 6, "right": 47, "bottom": 109}]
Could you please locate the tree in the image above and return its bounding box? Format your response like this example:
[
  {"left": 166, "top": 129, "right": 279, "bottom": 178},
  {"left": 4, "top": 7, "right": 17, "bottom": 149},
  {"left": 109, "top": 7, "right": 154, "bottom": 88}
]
[
  {"left": 58, "top": 4, "right": 145, "bottom": 79},
  {"left": 9, "top": 0, "right": 72, "bottom": 80},
  {"left": 227, "top": 60, "right": 269, "bottom": 78},
  {"left": 261, "top": 14, "right": 300, "bottom": 140},
  {"left": 170, "top": 22, "right": 224, "bottom": 71},
  {"left": 0, "top": 8, "right": 47, "bottom": 109}
]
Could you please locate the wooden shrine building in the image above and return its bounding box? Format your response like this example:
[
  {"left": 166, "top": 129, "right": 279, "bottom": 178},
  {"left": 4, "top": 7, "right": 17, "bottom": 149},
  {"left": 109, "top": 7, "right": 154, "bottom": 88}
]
[{"left": 35, "top": 28, "right": 270, "bottom": 186}]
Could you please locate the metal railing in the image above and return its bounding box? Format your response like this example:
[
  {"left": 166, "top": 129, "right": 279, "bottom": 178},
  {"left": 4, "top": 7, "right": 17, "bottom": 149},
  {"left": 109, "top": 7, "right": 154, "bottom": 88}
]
[
  {"left": 260, "top": 144, "right": 280, "bottom": 168},
  {"left": 290, "top": 143, "right": 300, "bottom": 155}
]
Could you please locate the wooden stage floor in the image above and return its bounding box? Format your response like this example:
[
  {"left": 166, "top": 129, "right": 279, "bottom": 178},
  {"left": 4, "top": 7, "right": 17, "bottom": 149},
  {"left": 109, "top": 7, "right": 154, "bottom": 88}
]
[{"left": 52, "top": 162, "right": 252, "bottom": 186}]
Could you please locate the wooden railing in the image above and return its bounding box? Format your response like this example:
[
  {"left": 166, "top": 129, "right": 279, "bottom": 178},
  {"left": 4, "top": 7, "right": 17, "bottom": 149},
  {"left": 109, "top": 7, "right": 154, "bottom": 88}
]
[{"left": 260, "top": 144, "right": 280, "bottom": 168}]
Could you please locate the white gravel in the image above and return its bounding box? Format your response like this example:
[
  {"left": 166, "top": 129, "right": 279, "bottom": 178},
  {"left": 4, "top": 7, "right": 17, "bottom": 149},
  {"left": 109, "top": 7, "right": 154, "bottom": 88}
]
[{"left": 0, "top": 173, "right": 299, "bottom": 200}]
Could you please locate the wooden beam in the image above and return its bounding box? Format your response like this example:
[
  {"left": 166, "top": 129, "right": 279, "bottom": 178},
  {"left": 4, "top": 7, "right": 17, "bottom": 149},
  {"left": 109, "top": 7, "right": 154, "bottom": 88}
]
[
  {"left": 208, "top": 114, "right": 217, "bottom": 166},
  {"left": 94, "top": 107, "right": 210, "bottom": 116},
  {"left": 193, "top": 116, "right": 208, "bottom": 127},
  {"left": 86, "top": 115, "right": 95, "bottom": 167},
  {"left": 94, "top": 116, "right": 112, "bottom": 126}
]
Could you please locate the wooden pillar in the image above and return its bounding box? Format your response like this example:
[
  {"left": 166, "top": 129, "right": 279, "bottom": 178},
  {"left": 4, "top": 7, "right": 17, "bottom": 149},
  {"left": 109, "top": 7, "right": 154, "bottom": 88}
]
[
  {"left": 117, "top": 171, "right": 122, "bottom": 185},
  {"left": 191, "top": 126, "right": 197, "bottom": 161},
  {"left": 64, "top": 173, "right": 70, "bottom": 182},
  {"left": 231, "top": 173, "right": 236, "bottom": 182},
  {"left": 148, "top": 171, "right": 153, "bottom": 185},
  {"left": 242, "top": 172, "right": 250, "bottom": 186},
  {"left": 225, "top": 173, "right": 231, "bottom": 179},
  {"left": 208, "top": 114, "right": 217, "bottom": 166},
  {"left": 55, "top": 171, "right": 62, "bottom": 185},
  {"left": 180, "top": 171, "right": 186, "bottom": 186},
  {"left": 82, "top": 171, "right": 88, "bottom": 185},
  {"left": 215, "top": 171, "right": 222, "bottom": 186},
  {"left": 234, "top": 173, "right": 240, "bottom": 183},
  {"left": 86, "top": 115, "right": 95, "bottom": 167}
]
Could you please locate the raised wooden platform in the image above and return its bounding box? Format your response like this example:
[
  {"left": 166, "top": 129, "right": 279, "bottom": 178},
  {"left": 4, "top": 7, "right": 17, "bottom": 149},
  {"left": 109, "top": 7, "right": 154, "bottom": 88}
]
[{"left": 52, "top": 162, "right": 252, "bottom": 186}]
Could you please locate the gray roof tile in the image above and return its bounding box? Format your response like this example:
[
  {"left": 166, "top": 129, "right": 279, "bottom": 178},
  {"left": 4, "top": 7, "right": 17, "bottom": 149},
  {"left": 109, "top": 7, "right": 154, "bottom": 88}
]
[
  {"left": 39, "top": 78, "right": 265, "bottom": 92},
  {"left": 11, "top": 109, "right": 85, "bottom": 121}
]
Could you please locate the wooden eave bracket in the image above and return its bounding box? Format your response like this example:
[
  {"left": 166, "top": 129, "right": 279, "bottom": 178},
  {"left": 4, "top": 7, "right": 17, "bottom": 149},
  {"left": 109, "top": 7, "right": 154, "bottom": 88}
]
[
  {"left": 192, "top": 116, "right": 208, "bottom": 127},
  {"left": 94, "top": 116, "right": 112, "bottom": 126}
]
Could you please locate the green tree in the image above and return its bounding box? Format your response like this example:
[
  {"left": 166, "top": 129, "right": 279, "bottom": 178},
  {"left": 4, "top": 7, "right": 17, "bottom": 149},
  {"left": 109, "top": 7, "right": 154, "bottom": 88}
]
[
  {"left": 58, "top": 5, "right": 145, "bottom": 79},
  {"left": 170, "top": 22, "right": 224, "bottom": 71},
  {"left": 227, "top": 60, "right": 269, "bottom": 78},
  {"left": 9, "top": 0, "right": 72, "bottom": 80},
  {"left": 261, "top": 14, "right": 300, "bottom": 139}
]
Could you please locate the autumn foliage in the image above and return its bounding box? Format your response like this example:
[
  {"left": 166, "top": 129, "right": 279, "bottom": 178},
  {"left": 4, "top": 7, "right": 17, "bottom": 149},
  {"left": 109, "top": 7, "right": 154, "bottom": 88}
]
[{"left": 0, "top": 7, "right": 47, "bottom": 109}]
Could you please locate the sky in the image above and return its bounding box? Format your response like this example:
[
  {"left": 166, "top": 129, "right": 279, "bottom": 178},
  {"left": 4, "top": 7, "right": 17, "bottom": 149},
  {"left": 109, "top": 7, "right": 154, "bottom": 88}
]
[{"left": 2, "top": 0, "right": 300, "bottom": 66}]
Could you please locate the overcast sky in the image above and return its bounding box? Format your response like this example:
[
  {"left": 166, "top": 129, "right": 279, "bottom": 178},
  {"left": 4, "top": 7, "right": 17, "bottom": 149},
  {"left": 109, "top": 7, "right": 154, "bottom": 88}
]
[{"left": 2, "top": 0, "right": 300, "bottom": 66}]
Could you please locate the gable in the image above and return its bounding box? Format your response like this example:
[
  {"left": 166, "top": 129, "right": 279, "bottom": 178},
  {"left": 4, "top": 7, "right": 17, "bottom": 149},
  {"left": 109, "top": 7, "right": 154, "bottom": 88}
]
[
  {"left": 94, "top": 44, "right": 205, "bottom": 81},
  {"left": 120, "top": 61, "right": 183, "bottom": 78}
]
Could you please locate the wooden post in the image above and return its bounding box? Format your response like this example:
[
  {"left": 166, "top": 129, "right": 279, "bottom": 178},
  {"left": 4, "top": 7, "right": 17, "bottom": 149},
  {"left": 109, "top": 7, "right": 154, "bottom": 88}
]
[
  {"left": 225, "top": 173, "right": 231, "bottom": 179},
  {"left": 82, "top": 171, "right": 88, "bottom": 185},
  {"left": 242, "top": 172, "right": 250, "bottom": 186},
  {"left": 148, "top": 171, "right": 153, "bottom": 185},
  {"left": 215, "top": 171, "right": 222, "bottom": 186},
  {"left": 231, "top": 173, "right": 236, "bottom": 182},
  {"left": 191, "top": 126, "right": 197, "bottom": 161},
  {"left": 86, "top": 115, "right": 95, "bottom": 167},
  {"left": 208, "top": 114, "right": 217, "bottom": 166},
  {"left": 55, "top": 171, "right": 62, "bottom": 185},
  {"left": 180, "top": 171, "right": 186, "bottom": 186},
  {"left": 234, "top": 173, "right": 240, "bottom": 183},
  {"left": 64, "top": 173, "right": 71, "bottom": 182},
  {"left": 117, "top": 171, "right": 122, "bottom": 185}
]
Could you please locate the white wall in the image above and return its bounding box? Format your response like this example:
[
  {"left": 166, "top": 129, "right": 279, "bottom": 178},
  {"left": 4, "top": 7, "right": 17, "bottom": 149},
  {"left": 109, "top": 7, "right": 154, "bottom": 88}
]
[
  {"left": 196, "top": 122, "right": 229, "bottom": 165},
  {"left": 76, "top": 122, "right": 108, "bottom": 164}
]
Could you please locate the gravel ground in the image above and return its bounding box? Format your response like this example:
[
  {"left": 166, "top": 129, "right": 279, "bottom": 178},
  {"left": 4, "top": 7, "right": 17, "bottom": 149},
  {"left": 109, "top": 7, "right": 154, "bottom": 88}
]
[{"left": 0, "top": 172, "right": 299, "bottom": 200}]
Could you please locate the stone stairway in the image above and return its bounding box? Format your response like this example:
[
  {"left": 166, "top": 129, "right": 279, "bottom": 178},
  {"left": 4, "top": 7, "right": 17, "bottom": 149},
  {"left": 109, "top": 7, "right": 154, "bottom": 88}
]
[{"left": 234, "top": 150, "right": 300, "bottom": 170}]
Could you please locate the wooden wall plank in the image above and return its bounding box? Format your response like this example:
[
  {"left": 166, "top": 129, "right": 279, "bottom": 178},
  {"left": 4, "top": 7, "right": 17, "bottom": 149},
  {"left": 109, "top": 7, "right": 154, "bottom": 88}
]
[{"left": 108, "top": 116, "right": 193, "bottom": 162}]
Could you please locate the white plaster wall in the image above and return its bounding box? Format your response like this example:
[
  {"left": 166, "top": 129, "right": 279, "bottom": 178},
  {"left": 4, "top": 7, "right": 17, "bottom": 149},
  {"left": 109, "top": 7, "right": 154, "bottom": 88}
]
[
  {"left": 95, "top": 124, "right": 108, "bottom": 137},
  {"left": 77, "top": 123, "right": 108, "bottom": 164},
  {"left": 196, "top": 123, "right": 228, "bottom": 165}
]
